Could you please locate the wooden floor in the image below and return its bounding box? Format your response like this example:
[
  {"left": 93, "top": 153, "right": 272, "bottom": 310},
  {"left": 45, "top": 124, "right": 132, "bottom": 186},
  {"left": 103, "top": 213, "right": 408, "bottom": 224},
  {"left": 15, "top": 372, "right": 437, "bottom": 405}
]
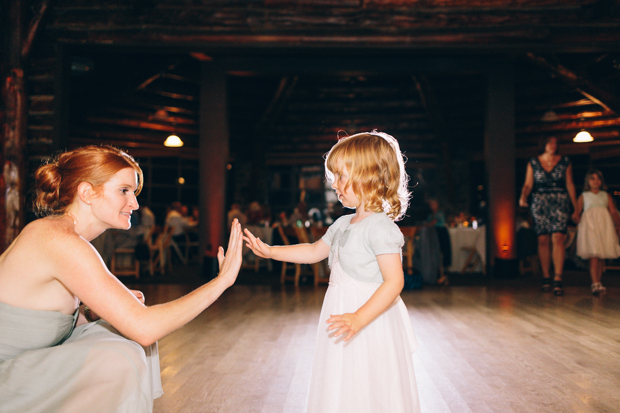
[{"left": 129, "top": 270, "right": 620, "bottom": 413}]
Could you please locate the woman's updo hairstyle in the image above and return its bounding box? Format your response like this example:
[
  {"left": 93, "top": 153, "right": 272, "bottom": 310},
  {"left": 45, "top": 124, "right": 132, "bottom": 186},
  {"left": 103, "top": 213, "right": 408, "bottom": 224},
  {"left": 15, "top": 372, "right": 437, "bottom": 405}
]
[{"left": 34, "top": 145, "right": 143, "bottom": 216}]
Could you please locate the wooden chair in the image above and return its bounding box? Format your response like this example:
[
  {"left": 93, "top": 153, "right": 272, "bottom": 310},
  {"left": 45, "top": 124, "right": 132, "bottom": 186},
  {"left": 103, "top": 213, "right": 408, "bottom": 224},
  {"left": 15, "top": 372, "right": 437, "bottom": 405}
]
[
  {"left": 147, "top": 226, "right": 174, "bottom": 275},
  {"left": 519, "top": 255, "right": 540, "bottom": 276},
  {"left": 293, "top": 225, "right": 328, "bottom": 287},
  {"left": 110, "top": 248, "right": 140, "bottom": 279},
  {"left": 276, "top": 224, "right": 302, "bottom": 286},
  {"left": 604, "top": 260, "right": 620, "bottom": 273},
  {"left": 399, "top": 226, "right": 419, "bottom": 276},
  {"left": 170, "top": 230, "right": 200, "bottom": 266},
  {"left": 182, "top": 231, "right": 201, "bottom": 264},
  {"left": 309, "top": 226, "right": 330, "bottom": 286},
  {"left": 461, "top": 246, "right": 485, "bottom": 275}
]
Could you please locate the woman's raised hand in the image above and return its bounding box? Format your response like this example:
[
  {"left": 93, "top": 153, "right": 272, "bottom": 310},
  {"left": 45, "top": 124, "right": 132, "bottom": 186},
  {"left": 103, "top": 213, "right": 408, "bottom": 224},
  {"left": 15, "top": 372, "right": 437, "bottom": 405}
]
[
  {"left": 217, "top": 219, "right": 244, "bottom": 286},
  {"left": 243, "top": 228, "right": 272, "bottom": 259}
]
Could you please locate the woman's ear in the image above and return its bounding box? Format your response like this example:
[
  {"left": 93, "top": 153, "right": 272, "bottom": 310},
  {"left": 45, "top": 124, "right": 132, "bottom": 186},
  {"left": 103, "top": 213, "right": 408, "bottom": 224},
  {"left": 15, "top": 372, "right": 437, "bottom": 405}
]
[{"left": 77, "top": 182, "right": 95, "bottom": 205}]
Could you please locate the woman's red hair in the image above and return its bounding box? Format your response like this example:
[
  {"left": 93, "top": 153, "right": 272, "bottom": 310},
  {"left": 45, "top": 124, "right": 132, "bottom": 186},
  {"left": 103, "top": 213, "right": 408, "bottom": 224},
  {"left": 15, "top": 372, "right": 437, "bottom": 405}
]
[{"left": 34, "top": 145, "right": 143, "bottom": 216}]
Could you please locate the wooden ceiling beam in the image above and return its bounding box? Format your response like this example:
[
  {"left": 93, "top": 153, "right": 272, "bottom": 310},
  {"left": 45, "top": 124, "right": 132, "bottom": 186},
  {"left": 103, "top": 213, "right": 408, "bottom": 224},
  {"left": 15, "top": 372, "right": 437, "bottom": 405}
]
[
  {"left": 22, "top": 0, "right": 49, "bottom": 59},
  {"left": 256, "top": 76, "right": 298, "bottom": 131},
  {"left": 73, "top": 128, "right": 184, "bottom": 144},
  {"left": 526, "top": 53, "right": 620, "bottom": 114},
  {"left": 412, "top": 74, "right": 456, "bottom": 204},
  {"left": 49, "top": 2, "right": 600, "bottom": 30},
  {"left": 54, "top": 32, "right": 620, "bottom": 52},
  {"left": 84, "top": 117, "right": 198, "bottom": 134},
  {"left": 517, "top": 109, "right": 616, "bottom": 123},
  {"left": 518, "top": 117, "right": 620, "bottom": 133},
  {"left": 97, "top": 108, "right": 197, "bottom": 125}
]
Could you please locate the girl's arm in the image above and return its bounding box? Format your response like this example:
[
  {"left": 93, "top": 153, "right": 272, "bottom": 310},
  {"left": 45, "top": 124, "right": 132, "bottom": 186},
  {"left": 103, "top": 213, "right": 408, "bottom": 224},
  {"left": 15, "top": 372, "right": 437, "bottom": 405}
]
[
  {"left": 326, "top": 253, "right": 404, "bottom": 342},
  {"left": 607, "top": 193, "right": 620, "bottom": 236},
  {"left": 566, "top": 163, "right": 578, "bottom": 211},
  {"left": 56, "top": 220, "right": 244, "bottom": 346},
  {"left": 519, "top": 163, "right": 534, "bottom": 208},
  {"left": 572, "top": 194, "right": 584, "bottom": 224},
  {"left": 243, "top": 228, "right": 330, "bottom": 264}
]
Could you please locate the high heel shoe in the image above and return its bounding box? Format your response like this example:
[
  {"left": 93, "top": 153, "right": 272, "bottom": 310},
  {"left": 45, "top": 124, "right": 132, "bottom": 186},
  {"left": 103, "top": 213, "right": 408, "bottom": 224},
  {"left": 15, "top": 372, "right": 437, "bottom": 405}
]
[
  {"left": 553, "top": 280, "right": 564, "bottom": 296},
  {"left": 591, "top": 283, "right": 606, "bottom": 296},
  {"left": 541, "top": 277, "right": 552, "bottom": 293}
]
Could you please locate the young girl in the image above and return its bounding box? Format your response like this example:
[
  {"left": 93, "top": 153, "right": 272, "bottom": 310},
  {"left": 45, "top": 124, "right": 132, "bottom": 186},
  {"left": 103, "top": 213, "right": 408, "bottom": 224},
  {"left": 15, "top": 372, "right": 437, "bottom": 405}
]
[
  {"left": 572, "top": 169, "right": 620, "bottom": 295},
  {"left": 244, "top": 131, "right": 420, "bottom": 413}
]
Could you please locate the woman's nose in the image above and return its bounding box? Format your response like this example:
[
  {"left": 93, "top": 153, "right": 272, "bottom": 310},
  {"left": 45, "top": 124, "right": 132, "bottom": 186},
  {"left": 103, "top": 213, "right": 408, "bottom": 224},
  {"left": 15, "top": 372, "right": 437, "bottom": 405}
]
[{"left": 129, "top": 194, "right": 139, "bottom": 210}]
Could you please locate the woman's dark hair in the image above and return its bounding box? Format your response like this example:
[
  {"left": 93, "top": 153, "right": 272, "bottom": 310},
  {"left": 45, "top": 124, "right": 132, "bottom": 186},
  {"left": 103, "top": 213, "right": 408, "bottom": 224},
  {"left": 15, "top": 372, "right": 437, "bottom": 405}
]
[
  {"left": 34, "top": 145, "right": 143, "bottom": 216},
  {"left": 537, "top": 136, "right": 559, "bottom": 155}
]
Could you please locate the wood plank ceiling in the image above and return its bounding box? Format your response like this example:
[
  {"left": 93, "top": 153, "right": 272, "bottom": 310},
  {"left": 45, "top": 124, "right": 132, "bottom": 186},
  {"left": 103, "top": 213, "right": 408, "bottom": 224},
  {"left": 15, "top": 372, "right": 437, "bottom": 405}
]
[{"left": 17, "top": 0, "right": 620, "bottom": 170}]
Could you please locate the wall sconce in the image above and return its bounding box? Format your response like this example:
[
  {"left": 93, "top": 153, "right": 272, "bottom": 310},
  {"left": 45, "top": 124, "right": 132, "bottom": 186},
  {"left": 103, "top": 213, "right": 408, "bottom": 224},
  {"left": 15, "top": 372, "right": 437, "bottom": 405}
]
[
  {"left": 573, "top": 130, "right": 593, "bottom": 143},
  {"left": 164, "top": 134, "right": 184, "bottom": 147}
]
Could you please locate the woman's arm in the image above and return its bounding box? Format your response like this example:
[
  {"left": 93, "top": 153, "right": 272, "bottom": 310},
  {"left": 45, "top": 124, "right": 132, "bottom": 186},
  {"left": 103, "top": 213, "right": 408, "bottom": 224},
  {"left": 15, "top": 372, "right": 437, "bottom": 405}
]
[
  {"left": 243, "top": 228, "right": 330, "bottom": 264},
  {"left": 565, "top": 163, "right": 578, "bottom": 211},
  {"left": 519, "top": 163, "right": 534, "bottom": 208},
  {"left": 76, "top": 290, "right": 144, "bottom": 326},
  {"left": 58, "top": 220, "right": 244, "bottom": 346},
  {"left": 326, "top": 253, "right": 404, "bottom": 342}
]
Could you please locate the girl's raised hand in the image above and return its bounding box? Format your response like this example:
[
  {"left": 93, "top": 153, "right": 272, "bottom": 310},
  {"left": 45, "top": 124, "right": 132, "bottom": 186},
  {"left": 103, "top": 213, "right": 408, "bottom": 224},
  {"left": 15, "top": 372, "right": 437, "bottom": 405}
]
[
  {"left": 327, "top": 313, "right": 363, "bottom": 342},
  {"left": 243, "top": 228, "right": 272, "bottom": 259},
  {"left": 217, "top": 219, "right": 244, "bottom": 286}
]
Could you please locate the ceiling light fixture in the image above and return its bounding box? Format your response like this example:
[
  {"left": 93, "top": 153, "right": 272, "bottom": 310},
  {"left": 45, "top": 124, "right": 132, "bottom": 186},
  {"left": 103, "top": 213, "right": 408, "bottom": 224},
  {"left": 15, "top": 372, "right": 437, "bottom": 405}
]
[
  {"left": 153, "top": 109, "right": 168, "bottom": 120},
  {"left": 164, "top": 134, "right": 184, "bottom": 147},
  {"left": 541, "top": 109, "right": 559, "bottom": 122},
  {"left": 573, "top": 130, "right": 593, "bottom": 143}
]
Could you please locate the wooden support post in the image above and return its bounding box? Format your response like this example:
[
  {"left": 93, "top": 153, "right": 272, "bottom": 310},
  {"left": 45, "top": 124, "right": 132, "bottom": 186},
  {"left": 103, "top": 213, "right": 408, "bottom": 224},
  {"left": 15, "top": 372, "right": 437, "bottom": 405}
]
[
  {"left": 1, "top": 0, "right": 27, "bottom": 252},
  {"left": 485, "top": 59, "right": 517, "bottom": 276},
  {"left": 199, "top": 62, "right": 229, "bottom": 277}
]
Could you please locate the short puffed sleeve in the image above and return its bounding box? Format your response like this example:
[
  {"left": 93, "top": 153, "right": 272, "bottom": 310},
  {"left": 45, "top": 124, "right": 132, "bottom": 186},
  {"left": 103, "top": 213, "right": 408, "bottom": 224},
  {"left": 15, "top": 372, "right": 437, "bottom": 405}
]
[{"left": 368, "top": 219, "right": 404, "bottom": 255}]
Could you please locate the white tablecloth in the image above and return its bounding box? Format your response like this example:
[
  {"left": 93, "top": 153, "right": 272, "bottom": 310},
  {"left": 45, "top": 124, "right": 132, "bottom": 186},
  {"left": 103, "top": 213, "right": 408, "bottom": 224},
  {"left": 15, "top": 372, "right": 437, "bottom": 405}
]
[{"left": 447, "top": 226, "right": 486, "bottom": 273}]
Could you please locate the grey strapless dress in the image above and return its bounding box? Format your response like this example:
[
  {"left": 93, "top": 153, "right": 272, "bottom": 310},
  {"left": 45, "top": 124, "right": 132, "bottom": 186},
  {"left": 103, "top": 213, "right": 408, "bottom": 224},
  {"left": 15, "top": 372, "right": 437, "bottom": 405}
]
[{"left": 0, "top": 302, "right": 163, "bottom": 413}]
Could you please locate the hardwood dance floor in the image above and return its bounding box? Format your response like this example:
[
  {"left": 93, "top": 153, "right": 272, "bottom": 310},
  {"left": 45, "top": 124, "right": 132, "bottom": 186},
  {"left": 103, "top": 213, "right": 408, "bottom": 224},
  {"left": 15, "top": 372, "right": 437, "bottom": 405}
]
[{"left": 129, "top": 270, "right": 620, "bottom": 413}]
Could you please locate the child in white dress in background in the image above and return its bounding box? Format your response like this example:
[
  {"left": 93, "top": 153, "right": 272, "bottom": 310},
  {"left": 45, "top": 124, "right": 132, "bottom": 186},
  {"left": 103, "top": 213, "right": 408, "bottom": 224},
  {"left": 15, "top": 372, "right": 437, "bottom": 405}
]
[
  {"left": 572, "top": 169, "right": 620, "bottom": 295},
  {"left": 243, "top": 131, "right": 420, "bottom": 413}
]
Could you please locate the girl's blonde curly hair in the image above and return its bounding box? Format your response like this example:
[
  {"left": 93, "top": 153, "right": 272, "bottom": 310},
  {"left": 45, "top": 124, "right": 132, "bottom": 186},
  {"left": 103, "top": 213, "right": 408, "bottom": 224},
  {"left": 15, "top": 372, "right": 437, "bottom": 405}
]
[{"left": 325, "top": 131, "right": 411, "bottom": 221}]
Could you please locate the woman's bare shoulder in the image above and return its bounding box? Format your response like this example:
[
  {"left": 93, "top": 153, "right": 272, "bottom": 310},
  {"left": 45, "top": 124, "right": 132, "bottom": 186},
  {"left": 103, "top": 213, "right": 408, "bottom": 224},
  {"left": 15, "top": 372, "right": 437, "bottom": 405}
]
[
  {"left": 17, "top": 217, "right": 82, "bottom": 248},
  {"left": 21, "top": 216, "right": 72, "bottom": 234}
]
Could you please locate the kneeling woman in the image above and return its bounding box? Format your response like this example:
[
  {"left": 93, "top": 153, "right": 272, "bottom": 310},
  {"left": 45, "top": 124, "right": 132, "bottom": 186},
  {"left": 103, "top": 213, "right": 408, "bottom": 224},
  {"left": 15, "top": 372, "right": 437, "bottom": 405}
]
[{"left": 0, "top": 146, "right": 243, "bottom": 413}]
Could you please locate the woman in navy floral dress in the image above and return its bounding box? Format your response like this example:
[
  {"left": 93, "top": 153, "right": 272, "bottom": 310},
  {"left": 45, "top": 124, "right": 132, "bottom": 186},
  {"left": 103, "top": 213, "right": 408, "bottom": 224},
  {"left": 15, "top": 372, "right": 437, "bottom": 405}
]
[{"left": 519, "top": 137, "right": 577, "bottom": 296}]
